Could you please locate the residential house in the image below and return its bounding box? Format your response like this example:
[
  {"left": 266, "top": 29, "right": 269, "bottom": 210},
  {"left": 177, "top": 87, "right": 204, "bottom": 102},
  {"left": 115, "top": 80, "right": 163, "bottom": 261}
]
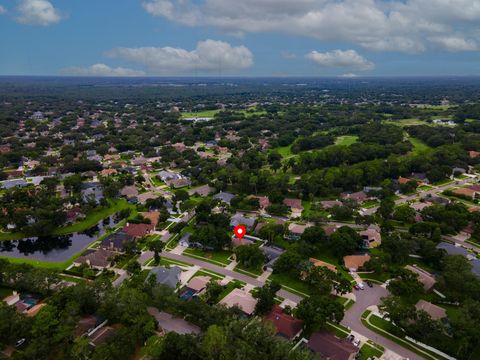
[
  {"left": 219, "top": 288, "right": 257, "bottom": 316},
  {"left": 232, "top": 234, "right": 256, "bottom": 248},
  {"left": 405, "top": 265, "right": 436, "bottom": 291},
  {"left": 253, "top": 195, "right": 270, "bottom": 210},
  {"left": 188, "top": 185, "right": 213, "bottom": 197},
  {"left": 147, "top": 266, "right": 182, "bottom": 289},
  {"left": 140, "top": 211, "right": 161, "bottom": 228},
  {"left": 323, "top": 225, "right": 340, "bottom": 237},
  {"left": 307, "top": 331, "right": 358, "bottom": 360},
  {"left": 262, "top": 245, "right": 285, "bottom": 271},
  {"left": 411, "top": 172, "right": 429, "bottom": 184},
  {"left": 283, "top": 198, "right": 304, "bottom": 215},
  {"left": 287, "top": 223, "right": 312, "bottom": 240},
  {"left": 122, "top": 223, "right": 155, "bottom": 239},
  {"left": 73, "top": 249, "right": 116, "bottom": 269},
  {"left": 360, "top": 224, "right": 382, "bottom": 248},
  {"left": 309, "top": 258, "right": 337, "bottom": 273},
  {"left": 469, "top": 150, "right": 480, "bottom": 159},
  {"left": 230, "top": 213, "right": 256, "bottom": 231},
  {"left": 185, "top": 276, "right": 211, "bottom": 295},
  {"left": 100, "top": 168, "right": 117, "bottom": 177},
  {"left": 100, "top": 231, "right": 134, "bottom": 252},
  {"left": 415, "top": 300, "right": 447, "bottom": 321},
  {"left": 264, "top": 305, "right": 303, "bottom": 340},
  {"left": 343, "top": 254, "right": 371, "bottom": 271},
  {"left": 166, "top": 177, "right": 191, "bottom": 188},
  {"left": 120, "top": 185, "right": 139, "bottom": 202},
  {"left": 214, "top": 191, "right": 235, "bottom": 205},
  {"left": 340, "top": 191, "right": 370, "bottom": 203},
  {"left": 88, "top": 326, "right": 116, "bottom": 347},
  {"left": 137, "top": 191, "right": 158, "bottom": 205},
  {"left": 0, "top": 179, "right": 27, "bottom": 190},
  {"left": 147, "top": 307, "right": 201, "bottom": 335},
  {"left": 74, "top": 315, "right": 98, "bottom": 337},
  {"left": 452, "top": 187, "right": 478, "bottom": 199},
  {"left": 81, "top": 183, "right": 104, "bottom": 204},
  {"left": 320, "top": 200, "right": 342, "bottom": 209}
]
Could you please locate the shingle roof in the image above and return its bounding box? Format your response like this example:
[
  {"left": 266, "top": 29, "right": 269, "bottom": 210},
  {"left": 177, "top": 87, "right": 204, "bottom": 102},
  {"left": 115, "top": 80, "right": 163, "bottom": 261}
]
[
  {"left": 264, "top": 305, "right": 303, "bottom": 339},
  {"left": 148, "top": 266, "right": 182, "bottom": 288}
]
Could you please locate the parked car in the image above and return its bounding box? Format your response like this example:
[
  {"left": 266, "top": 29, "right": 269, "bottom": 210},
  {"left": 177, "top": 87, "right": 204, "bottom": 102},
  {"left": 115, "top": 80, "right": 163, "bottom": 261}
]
[
  {"left": 357, "top": 282, "right": 365, "bottom": 290},
  {"left": 353, "top": 339, "right": 361, "bottom": 347},
  {"left": 347, "top": 334, "right": 355, "bottom": 342},
  {"left": 354, "top": 284, "right": 360, "bottom": 290},
  {"left": 366, "top": 280, "right": 373, "bottom": 288},
  {"left": 15, "top": 338, "right": 26, "bottom": 348}
]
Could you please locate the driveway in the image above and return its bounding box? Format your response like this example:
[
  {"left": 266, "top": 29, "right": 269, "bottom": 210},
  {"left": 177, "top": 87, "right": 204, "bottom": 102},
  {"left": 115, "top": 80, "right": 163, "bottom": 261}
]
[
  {"left": 161, "top": 251, "right": 303, "bottom": 303},
  {"left": 342, "top": 285, "right": 424, "bottom": 360}
]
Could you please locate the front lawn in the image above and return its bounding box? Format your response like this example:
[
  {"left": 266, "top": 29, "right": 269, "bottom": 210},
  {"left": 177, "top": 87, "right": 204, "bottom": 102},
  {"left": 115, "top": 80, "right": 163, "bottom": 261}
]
[
  {"left": 269, "top": 273, "right": 311, "bottom": 296},
  {"left": 183, "top": 248, "right": 233, "bottom": 267},
  {"left": 234, "top": 264, "right": 263, "bottom": 277}
]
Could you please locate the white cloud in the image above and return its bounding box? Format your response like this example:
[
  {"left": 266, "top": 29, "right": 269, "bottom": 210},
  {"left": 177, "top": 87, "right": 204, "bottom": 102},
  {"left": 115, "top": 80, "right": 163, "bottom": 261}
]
[
  {"left": 306, "top": 50, "right": 374, "bottom": 71},
  {"left": 141, "top": 0, "right": 480, "bottom": 53},
  {"left": 0, "top": 5, "right": 7, "bottom": 14},
  {"left": 62, "top": 64, "right": 146, "bottom": 77},
  {"left": 339, "top": 73, "right": 358, "bottom": 78},
  {"left": 281, "top": 51, "right": 297, "bottom": 60},
  {"left": 106, "top": 39, "right": 254, "bottom": 74},
  {"left": 16, "top": 0, "right": 62, "bottom": 26}
]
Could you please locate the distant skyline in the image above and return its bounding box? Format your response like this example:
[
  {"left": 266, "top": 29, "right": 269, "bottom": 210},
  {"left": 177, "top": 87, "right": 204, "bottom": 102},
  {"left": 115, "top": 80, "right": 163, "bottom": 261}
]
[{"left": 0, "top": 0, "right": 479, "bottom": 77}]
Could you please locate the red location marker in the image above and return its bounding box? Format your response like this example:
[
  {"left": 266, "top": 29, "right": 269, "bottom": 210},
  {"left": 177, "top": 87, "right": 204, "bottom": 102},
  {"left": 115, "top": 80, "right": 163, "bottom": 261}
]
[{"left": 233, "top": 225, "right": 246, "bottom": 240}]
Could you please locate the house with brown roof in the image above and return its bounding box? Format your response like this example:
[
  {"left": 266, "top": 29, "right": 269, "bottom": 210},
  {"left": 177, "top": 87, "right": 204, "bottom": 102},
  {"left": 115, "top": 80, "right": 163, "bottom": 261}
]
[
  {"left": 415, "top": 300, "right": 447, "bottom": 321},
  {"left": 343, "top": 254, "right": 371, "bottom": 271},
  {"left": 340, "top": 191, "right": 370, "bottom": 203},
  {"left": 307, "top": 331, "right": 358, "bottom": 360},
  {"left": 320, "top": 200, "right": 342, "bottom": 209},
  {"left": 122, "top": 223, "right": 155, "bottom": 239},
  {"left": 309, "top": 258, "right": 337, "bottom": 273},
  {"left": 100, "top": 168, "right": 117, "bottom": 177},
  {"left": 188, "top": 184, "right": 213, "bottom": 197},
  {"left": 186, "top": 275, "right": 211, "bottom": 294},
  {"left": 74, "top": 315, "right": 98, "bottom": 337},
  {"left": 469, "top": 150, "right": 480, "bottom": 158},
  {"left": 287, "top": 223, "right": 313, "bottom": 240},
  {"left": 264, "top": 305, "right": 303, "bottom": 340},
  {"left": 453, "top": 187, "right": 478, "bottom": 199},
  {"left": 140, "top": 211, "right": 161, "bottom": 227},
  {"left": 137, "top": 191, "right": 158, "bottom": 205},
  {"left": 88, "top": 326, "right": 116, "bottom": 347},
  {"left": 283, "top": 198, "right": 304, "bottom": 212},
  {"left": 219, "top": 288, "right": 257, "bottom": 316},
  {"left": 360, "top": 224, "right": 382, "bottom": 248},
  {"left": 74, "top": 249, "right": 116, "bottom": 269},
  {"left": 120, "top": 185, "right": 139, "bottom": 201},
  {"left": 405, "top": 265, "right": 436, "bottom": 291}
]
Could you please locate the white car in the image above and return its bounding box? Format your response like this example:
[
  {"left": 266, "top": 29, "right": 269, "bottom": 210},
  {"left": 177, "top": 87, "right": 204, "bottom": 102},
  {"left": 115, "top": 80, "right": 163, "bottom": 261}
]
[{"left": 357, "top": 282, "right": 365, "bottom": 290}]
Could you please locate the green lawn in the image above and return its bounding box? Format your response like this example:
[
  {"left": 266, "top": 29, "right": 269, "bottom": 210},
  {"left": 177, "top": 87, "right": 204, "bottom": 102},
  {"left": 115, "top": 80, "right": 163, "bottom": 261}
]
[
  {"left": 234, "top": 264, "right": 263, "bottom": 277},
  {"left": 325, "top": 322, "right": 350, "bottom": 338},
  {"left": 269, "top": 273, "right": 311, "bottom": 296},
  {"left": 275, "top": 145, "right": 293, "bottom": 158},
  {"left": 183, "top": 248, "right": 233, "bottom": 267},
  {"left": 181, "top": 109, "right": 221, "bottom": 118},
  {"left": 385, "top": 118, "right": 428, "bottom": 127},
  {"left": 335, "top": 135, "right": 359, "bottom": 146},
  {"left": 192, "top": 269, "right": 224, "bottom": 280},
  {"left": 409, "top": 137, "right": 431, "bottom": 154},
  {"left": 217, "top": 280, "right": 245, "bottom": 301},
  {"left": 358, "top": 343, "right": 384, "bottom": 360}
]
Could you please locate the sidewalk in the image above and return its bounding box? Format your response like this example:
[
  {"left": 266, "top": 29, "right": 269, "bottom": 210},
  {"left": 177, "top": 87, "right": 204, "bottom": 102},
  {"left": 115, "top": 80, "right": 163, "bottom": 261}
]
[{"left": 171, "top": 244, "right": 186, "bottom": 255}]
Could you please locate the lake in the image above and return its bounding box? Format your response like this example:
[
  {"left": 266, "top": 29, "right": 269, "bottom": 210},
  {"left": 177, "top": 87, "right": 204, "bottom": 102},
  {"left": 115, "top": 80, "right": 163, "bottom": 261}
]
[{"left": 0, "top": 216, "right": 119, "bottom": 262}]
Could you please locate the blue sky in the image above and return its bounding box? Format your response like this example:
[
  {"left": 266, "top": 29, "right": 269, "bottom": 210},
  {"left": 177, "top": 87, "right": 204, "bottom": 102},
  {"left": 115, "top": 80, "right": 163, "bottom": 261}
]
[{"left": 1, "top": 0, "right": 479, "bottom": 76}]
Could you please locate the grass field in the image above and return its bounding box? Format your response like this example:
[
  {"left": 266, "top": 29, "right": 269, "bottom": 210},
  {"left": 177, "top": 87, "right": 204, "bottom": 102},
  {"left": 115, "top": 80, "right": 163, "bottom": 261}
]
[
  {"left": 335, "top": 135, "right": 359, "bottom": 146},
  {"left": 275, "top": 145, "right": 293, "bottom": 158},
  {"left": 181, "top": 109, "right": 221, "bottom": 118},
  {"left": 385, "top": 118, "right": 428, "bottom": 127},
  {"left": 183, "top": 248, "right": 233, "bottom": 267},
  {"left": 409, "top": 137, "right": 431, "bottom": 154}
]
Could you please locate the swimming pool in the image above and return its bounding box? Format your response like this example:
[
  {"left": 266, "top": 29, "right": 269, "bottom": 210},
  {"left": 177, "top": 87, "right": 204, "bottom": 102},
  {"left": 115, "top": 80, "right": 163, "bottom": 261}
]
[{"left": 180, "top": 288, "right": 196, "bottom": 301}]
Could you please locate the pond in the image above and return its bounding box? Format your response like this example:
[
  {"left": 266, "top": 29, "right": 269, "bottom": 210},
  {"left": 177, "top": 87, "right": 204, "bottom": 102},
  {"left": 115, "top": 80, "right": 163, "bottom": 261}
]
[{"left": 0, "top": 216, "right": 120, "bottom": 262}]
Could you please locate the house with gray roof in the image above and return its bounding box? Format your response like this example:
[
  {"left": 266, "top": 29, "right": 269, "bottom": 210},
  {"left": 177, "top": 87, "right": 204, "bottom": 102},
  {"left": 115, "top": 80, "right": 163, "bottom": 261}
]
[
  {"left": 147, "top": 266, "right": 182, "bottom": 288},
  {"left": 0, "top": 179, "right": 27, "bottom": 190},
  {"left": 230, "top": 213, "right": 256, "bottom": 230},
  {"left": 214, "top": 191, "right": 235, "bottom": 205}
]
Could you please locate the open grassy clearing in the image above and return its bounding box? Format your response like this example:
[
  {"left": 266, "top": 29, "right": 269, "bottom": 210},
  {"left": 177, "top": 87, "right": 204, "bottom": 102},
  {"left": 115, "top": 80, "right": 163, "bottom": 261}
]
[
  {"left": 181, "top": 109, "right": 221, "bottom": 118},
  {"left": 183, "top": 248, "right": 233, "bottom": 267},
  {"left": 335, "top": 135, "right": 359, "bottom": 146},
  {"left": 358, "top": 343, "right": 384, "bottom": 360},
  {"left": 385, "top": 118, "right": 428, "bottom": 127},
  {"left": 409, "top": 137, "right": 432, "bottom": 154}
]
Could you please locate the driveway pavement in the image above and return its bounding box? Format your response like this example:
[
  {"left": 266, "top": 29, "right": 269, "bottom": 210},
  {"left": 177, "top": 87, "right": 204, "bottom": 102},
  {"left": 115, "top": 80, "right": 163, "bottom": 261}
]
[{"left": 342, "top": 285, "right": 424, "bottom": 360}]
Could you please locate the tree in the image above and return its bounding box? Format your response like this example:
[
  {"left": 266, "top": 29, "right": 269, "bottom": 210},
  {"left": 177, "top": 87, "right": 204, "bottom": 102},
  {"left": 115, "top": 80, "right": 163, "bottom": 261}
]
[
  {"left": 377, "top": 198, "right": 395, "bottom": 219},
  {"left": 387, "top": 269, "right": 424, "bottom": 300},
  {"left": 393, "top": 204, "right": 416, "bottom": 223},
  {"left": 205, "top": 280, "right": 224, "bottom": 305},
  {"left": 149, "top": 240, "right": 165, "bottom": 265},
  {"left": 379, "top": 296, "right": 416, "bottom": 331},
  {"left": 254, "top": 282, "right": 281, "bottom": 316},
  {"left": 273, "top": 250, "right": 304, "bottom": 277},
  {"left": 126, "top": 260, "right": 141, "bottom": 274},
  {"left": 234, "top": 245, "right": 265, "bottom": 269},
  {"left": 329, "top": 226, "right": 362, "bottom": 257},
  {"left": 296, "top": 296, "right": 344, "bottom": 332},
  {"left": 300, "top": 226, "right": 326, "bottom": 245},
  {"left": 201, "top": 325, "right": 228, "bottom": 360}
]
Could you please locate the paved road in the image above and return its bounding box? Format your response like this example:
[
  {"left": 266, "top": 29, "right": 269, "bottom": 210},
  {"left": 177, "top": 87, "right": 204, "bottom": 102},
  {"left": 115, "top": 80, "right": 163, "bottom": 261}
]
[
  {"left": 161, "top": 251, "right": 303, "bottom": 303},
  {"left": 342, "top": 285, "right": 423, "bottom": 360}
]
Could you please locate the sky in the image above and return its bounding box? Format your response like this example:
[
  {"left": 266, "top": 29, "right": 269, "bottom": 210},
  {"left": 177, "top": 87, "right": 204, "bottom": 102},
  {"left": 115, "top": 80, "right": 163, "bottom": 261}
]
[{"left": 0, "top": 0, "right": 479, "bottom": 77}]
